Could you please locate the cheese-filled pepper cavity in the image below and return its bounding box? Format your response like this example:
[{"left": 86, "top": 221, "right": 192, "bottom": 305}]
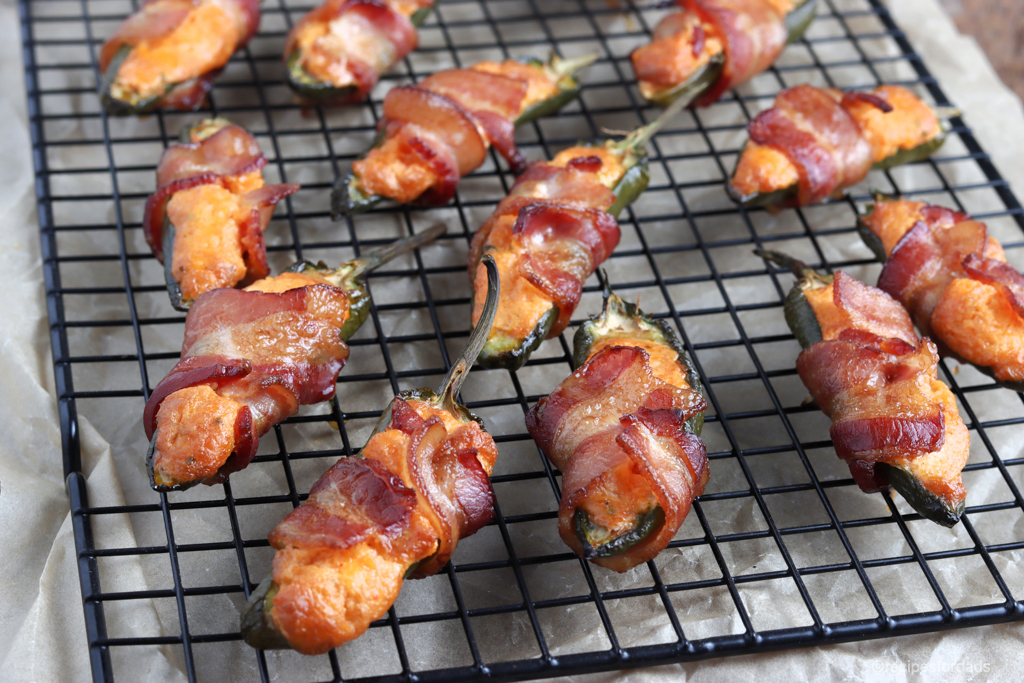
[
  {"left": 527, "top": 284, "right": 708, "bottom": 572},
  {"left": 144, "top": 118, "right": 299, "bottom": 311},
  {"left": 99, "top": 0, "right": 260, "bottom": 115}
]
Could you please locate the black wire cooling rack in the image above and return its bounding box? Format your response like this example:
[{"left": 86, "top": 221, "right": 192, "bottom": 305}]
[{"left": 18, "top": 0, "right": 1024, "bottom": 681}]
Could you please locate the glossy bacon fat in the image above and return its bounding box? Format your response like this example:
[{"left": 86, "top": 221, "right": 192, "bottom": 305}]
[
  {"left": 144, "top": 119, "right": 299, "bottom": 306},
  {"left": 632, "top": 0, "right": 790, "bottom": 105},
  {"left": 731, "top": 85, "right": 942, "bottom": 207},
  {"left": 284, "top": 0, "right": 430, "bottom": 102},
  {"left": 862, "top": 197, "right": 1024, "bottom": 384},
  {"left": 792, "top": 269, "right": 969, "bottom": 520},
  {"left": 99, "top": 0, "right": 259, "bottom": 111},
  {"left": 468, "top": 148, "right": 623, "bottom": 367},
  {"left": 527, "top": 337, "right": 708, "bottom": 572},
  {"left": 144, "top": 271, "right": 351, "bottom": 490},
  {"left": 259, "top": 396, "right": 497, "bottom": 654},
  {"left": 351, "top": 59, "right": 567, "bottom": 205}
]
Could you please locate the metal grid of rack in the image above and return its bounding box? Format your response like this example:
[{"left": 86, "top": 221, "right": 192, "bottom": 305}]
[{"left": 18, "top": 0, "right": 1024, "bottom": 681}]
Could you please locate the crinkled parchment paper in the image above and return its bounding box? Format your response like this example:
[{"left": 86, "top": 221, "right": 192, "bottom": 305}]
[{"left": 2, "top": 0, "right": 1024, "bottom": 681}]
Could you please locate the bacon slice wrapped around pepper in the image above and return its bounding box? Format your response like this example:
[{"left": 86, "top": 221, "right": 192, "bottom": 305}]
[
  {"left": 143, "top": 118, "right": 300, "bottom": 310},
  {"left": 283, "top": 0, "right": 433, "bottom": 105},
  {"left": 729, "top": 84, "right": 945, "bottom": 210},
  {"left": 526, "top": 285, "right": 708, "bottom": 572},
  {"left": 98, "top": 0, "right": 260, "bottom": 115},
  {"left": 332, "top": 52, "right": 597, "bottom": 216},
  {"left": 631, "top": 0, "right": 818, "bottom": 107},
  {"left": 758, "top": 250, "right": 970, "bottom": 526},
  {"left": 144, "top": 225, "right": 445, "bottom": 491},
  {"left": 241, "top": 256, "right": 501, "bottom": 655},
  {"left": 859, "top": 196, "right": 1024, "bottom": 388},
  {"left": 465, "top": 107, "right": 696, "bottom": 371}
]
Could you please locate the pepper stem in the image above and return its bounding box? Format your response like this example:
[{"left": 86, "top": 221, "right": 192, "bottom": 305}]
[
  {"left": 754, "top": 248, "right": 830, "bottom": 284},
  {"left": 437, "top": 255, "right": 499, "bottom": 410},
  {"left": 550, "top": 51, "right": 599, "bottom": 78},
  {"left": 609, "top": 84, "right": 694, "bottom": 155},
  {"left": 346, "top": 222, "right": 446, "bottom": 282}
]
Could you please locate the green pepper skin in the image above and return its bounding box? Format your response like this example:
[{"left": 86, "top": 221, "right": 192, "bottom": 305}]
[
  {"left": 855, "top": 201, "right": 889, "bottom": 263},
  {"left": 476, "top": 306, "right": 558, "bottom": 372},
  {"left": 514, "top": 54, "right": 593, "bottom": 125},
  {"left": 762, "top": 251, "right": 964, "bottom": 525},
  {"left": 567, "top": 285, "right": 707, "bottom": 556},
  {"left": 241, "top": 577, "right": 290, "bottom": 650},
  {"left": 871, "top": 129, "right": 946, "bottom": 171},
  {"left": 162, "top": 220, "right": 187, "bottom": 312},
  {"left": 642, "top": 0, "right": 817, "bottom": 108},
  {"left": 608, "top": 150, "right": 650, "bottom": 219}
]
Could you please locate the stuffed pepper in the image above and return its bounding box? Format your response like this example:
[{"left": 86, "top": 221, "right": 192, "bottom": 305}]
[
  {"left": 526, "top": 285, "right": 709, "bottom": 572},
  {"left": 241, "top": 256, "right": 501, "bottom": 654},
  {"left": 143, "top": 224, "right": 445, "bottom": 491},
  {"left": 859, "top": 195, "right": 1024, "bottom": 389},
  {"left": 98, "top": 0, "right": 260, "bottom": 115},
  {"left": 284, "top": 0, "right": 433, "bottom": 104},
  {"left": 758, "top": 250, "right": 970, "bottom": 526},
  {"left": 632, "top": 0, "right": 818, "bottom": 107},
  {"left": 729, "top": 84, "right": 945, "bottom": 210},
  {"left": 144, "top": 118, "right": 299, "bottom": 311},
  {"left": 332, "top": 52, "right": 597, "bottom": 216},
  {"left": 466, "top": 103, "right": 692, "bottom": 371}
]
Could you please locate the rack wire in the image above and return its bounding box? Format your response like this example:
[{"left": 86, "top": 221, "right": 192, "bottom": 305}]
[{"left": 18, "top": 0, "right": 1024, "bottom": 681}]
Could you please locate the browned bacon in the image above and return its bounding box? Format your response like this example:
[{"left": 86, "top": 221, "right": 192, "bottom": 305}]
[
  {"left": 748, "top": 84, "right": 873, "bottom": 205},
  {"left": 526, "top": 346, "right": 708, "bottom": 572}
]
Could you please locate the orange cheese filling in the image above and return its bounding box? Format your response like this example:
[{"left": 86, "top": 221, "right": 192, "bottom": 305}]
[
  {"left": 113, "top": 3, "right": 240, "bottom": 103},
  {"left": 633, "top": 13, "right": 723, "bottom": 98},
  {"left": 578, "top": 460, "right": 659, "bottom": 540}
]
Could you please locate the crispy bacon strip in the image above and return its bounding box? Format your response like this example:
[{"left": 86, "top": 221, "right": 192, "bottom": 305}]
[
  {"left": 352, "top": 58, "right": 565, "bottom": 205},
  {"left": 144, "top": 277, "right": 351, "bottom": 487},
  {"left": 526, "top": 346, "right": 708, "bottom": 572},
  {"left": 748, "top": 84, "right": 873, "bottom": 205},
  {"left": 794, "top": 270, "right": 968, "bottom": 504},
  {"left": 285, "top": 0, "right": 428, "bottom": 102},
  {"left": 862, "top": 198, "right": 1024, "bottom": 383},
  {"left": 469, "top": 150, "right": 621, "bottom": 345},
  {"left": 266, "top": 396, "right": 497, "bottom": 654},
  {"left": 631, "top": 0, "right": 788, "bottom": 105},
  {"left": 143, "top": 122, "right": 298, "bottom": 298}
]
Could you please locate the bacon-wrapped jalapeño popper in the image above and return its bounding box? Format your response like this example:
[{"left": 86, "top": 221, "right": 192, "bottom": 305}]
[
  {"left": 331, "top": 52, "right": 598, "bottom": 216},
  {"left": 526, "top": 284, "right": 709, "bottom": 572},
  {"left": 728, "top": 84, "right": 946, "bottom": 210},
  {"left": 241, "top": 256, "right": 501, "bottom": 654},
  {"left": 858, "top": 195, "right": 1024, "bottom": 390},
  {"left": 757, "top": 250, "right": 970, "bottom": 526},
  {"left": 466, "top": 97, "right": 701, "bottom": 371},
  {"left": 631, "top": 0, "right": 818, "bottom": 107},
  {"left": 284, "top": 0, "right": 433, "bottom": 104},
  {"left": 144, "top": 118, "right": 300, "bottom": 311},
  {"left": 143, "top": 224, "right": 445, "bottom": 491},
  {"left": 98, "top": 0, "right": 260, "bottom": 115}
]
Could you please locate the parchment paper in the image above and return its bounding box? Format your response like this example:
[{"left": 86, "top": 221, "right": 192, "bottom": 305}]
[{"left": 2, "top": 0, "right": 1024, "bottom": 681}]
